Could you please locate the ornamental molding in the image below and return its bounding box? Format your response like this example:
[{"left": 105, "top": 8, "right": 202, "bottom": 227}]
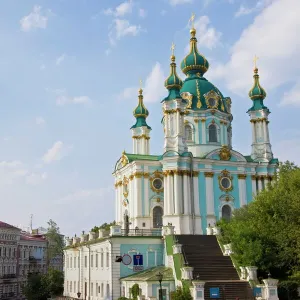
[
  {"left": 149, "top": 170, "right": 164, "bottom": 193},
  {"left": 219, "top": 145, "right": 231, "bottom": 161},
  {"left": 238, "top": 174, "right": 247, "bottom": 179},
  {"left": 163, "top": 108, "right": 185, "bottom": 115},
  {"left": 250, "top": 117, "right": 267, "bottom": 123},
  {"left": 132, "top": 135, "right": 150, "bottom": 140},
  {"left": 204, "top": 172, "right": 214, "bottom": 178},
  {"left": 218, "top": 169, "right": 233, "bottom": 192}
]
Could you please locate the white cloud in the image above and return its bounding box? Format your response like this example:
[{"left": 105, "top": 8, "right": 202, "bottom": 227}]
[
  {"left": 59, "top": 187, "right": 113, "bottom": 204},
  {"left": 25, "top": 172, "right": 47, "bottom": 185},
  {"left": 56, "top": 95, "right": 90, "bottom": 106},
  {"left": 139, "top": 8, "right": 146, "bottom": 18},
  {"left": 280, "top": 80, "right": 300, "bottom": 107},
  {"left": 103, "top": 0, "right": 133, "bottom": 17},
  {"left": 273, "top": 137, "right": 300, "bottom": 165},
  {"left": 115, "top": 19, "right": 142, "bottom": 39},
  {"left": 36, "top": 116, "right": 45, "bottom": 125},
  {"left": 42, "top": 141, "right": 70, "bottom": 164},
  {"left": 235, "top": 0, "right": 275, "bottom": 17},
  {"left": 169, "top": 0, "right": 193, "bottom": 5},
  {"left": 190, "top": 16, "right": 222, "bottom": 50},
  {"left": 20, "top": 5, "right": 48, "bottom": 32},
  {"left": 118, "top": 62, "right": 165, "bottom": 103},
  {"left": 208, "top": 0, "right": 300, "bottom": 105},
  {"left": 55, "top": 54, "right": 66, "bottom": 66}
]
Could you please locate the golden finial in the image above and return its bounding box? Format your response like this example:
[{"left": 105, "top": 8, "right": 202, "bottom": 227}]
[
  {"left": 171, "top": 42, "right": 175, "bottom": 62},
  {"left": 139, "top": 79, "right": 143, "bottom": 95},
  {"left": 253, "top": 55, "right": 259, "bottom": 73}
]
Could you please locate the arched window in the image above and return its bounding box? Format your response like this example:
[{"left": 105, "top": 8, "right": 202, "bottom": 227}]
[
  {"left": 185, "top": 125, "right": 193, "bottom": 141},
  {"left": 222, "top": 205, "right": 231, "bottom": 221},
  {"left": 209, "top": 124, "right": 217, "bottom": 142},
  {"left": 153, "top": 206, "right": 163, "bottom": 228}
]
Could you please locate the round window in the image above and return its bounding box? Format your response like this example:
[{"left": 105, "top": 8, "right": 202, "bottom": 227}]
[
  {"left": 221, "top": 177, "right": 231, "bottom": 190},
  {"left": 152, "top": 178, "right": 163, "bottom": 190},
  {"left": 208, "top": 98, "right": 217, "bottom": 107}
]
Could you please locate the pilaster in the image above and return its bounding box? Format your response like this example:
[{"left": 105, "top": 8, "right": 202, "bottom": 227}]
[{"left": 238, "top": 174, "right": 247, "bottom": 206}]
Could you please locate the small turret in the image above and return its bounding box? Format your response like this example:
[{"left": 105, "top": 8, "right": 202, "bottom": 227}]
[{"left": 131, "top": 82, "right": 151, "bottom": 155}]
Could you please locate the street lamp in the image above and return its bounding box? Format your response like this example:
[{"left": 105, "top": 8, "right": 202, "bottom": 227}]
[
  {"left": 156, "top": 272, "right": 163, "bottom": 300},
  {"left": 77, "top": 292, "right": 81, "bottom": 299}
]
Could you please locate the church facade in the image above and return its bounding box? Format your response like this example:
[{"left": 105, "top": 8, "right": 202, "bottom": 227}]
[{"left": 113, "top": 25, "right": 278, "bottom": 235}]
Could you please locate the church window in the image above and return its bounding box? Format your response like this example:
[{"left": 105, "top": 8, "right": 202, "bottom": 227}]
[
  {"left": 222, "top": 205, "right": 232, "bottom": 221},
  {"left": 185, "top": 125, "right": 193, "bottom": 141},
  {"left": 220, "top": 177, "right": 231, "bottom": 190},
  {"left": 153, "top": 206, "right": 163, "bottom": 228},
  {"left": 209, "top": 124, "right": 218, "bottom": 142},
  {"left": 152, "top": 178, "right": 163, "bottom": 191}
]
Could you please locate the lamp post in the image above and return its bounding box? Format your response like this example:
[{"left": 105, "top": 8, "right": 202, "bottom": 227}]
[
  {"left": 77, "top": 292, "right": 81, "bottom": 299},
  {"left": 156, "top": 272, "right": 163, "bottom": 300}
]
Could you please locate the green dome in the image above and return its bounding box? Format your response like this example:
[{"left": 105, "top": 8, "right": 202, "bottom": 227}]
[
  {"left": 165, "top": 55, "right": 183, "bottom": 89},
  {"left": 180, "top": 28, "right": 209, "bottom": 76},
  {"left": 248, "top": 68, "right": 267, "bottom": 100},
  {"left": 131, "top": 88, "right": 151, "bottom": 129},
  {"left": 180, "top": 75, "right": 228, "bottom": 112}
]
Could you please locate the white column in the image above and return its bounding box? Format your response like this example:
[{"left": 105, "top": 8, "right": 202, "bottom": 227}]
[
  {"left": 251, "top": 121, "right": 256, "bottom": 143},
  {"left": 263, "top": 120, "right": 269, "bottom": 142},
  {"left": 115, "top": 185, "right": 119, "bottom": 223},
  {"left": 201, "top": 120, "right": 206, "bottom": 143},
  {"left": 193, "top": 173, "right": 200, "bottom": 216},
  {"left": 205, "top": 174, "right": 214, "bottom": 215},
  {"left": 220, "top": 123, "right": 224, "bottom": 144},
  {"left": 169, "top": 173, "right": 174, "bottom": 214},
  {"left": 252, "top": 176, "right": 257, "bottom": 196},
  {"left": 238, "top": 176, "right": 247, "bottom": 206},
  {"left": 144, "top": 170, "right": 149, "bottom": 216},
  {"left": 133, "top": 138, "right": 136, "bottom": 154},
  {"left": 119, "top": 185, "right": 123, "bottom": 223},
  {"left": 223, "top": 123, "right": 227, "bottom": 145},
  {"left": 174, "top": 172, "right": 181, "bottom": 215},
  {"left": 183, "top": 174, "right": 189, "bottom": 214},
  {"left": 163, "top": 173, "right": 169, "bottom": 215},
  {"left": 135, "top": 176, "right": 142, "bottom": 218}
]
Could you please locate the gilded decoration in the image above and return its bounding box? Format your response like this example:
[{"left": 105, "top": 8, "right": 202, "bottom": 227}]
[
  {"left": 204, "top": 90, "right": 220, "bottom": 109},
  {"left": 204, "top": 172, "right": 214, "bottom": 178},
  {"left": 219, "top": 145, "right": 231, "bottom": 161},
  {"left": 150, "top": 170, "right": 164, "bottom": 193},
  {"left": 238, "top": 174, "right": 247, "bottom": 179},
  {"left": 132, "top": 135, "right": 150, "bottom": 140},
  {"left": 181, "top": 92, "right": 193, "bottom": 109},
  {"left": 225, "top": 98, "right": 232, "bottom": 113},
  {"left": 196, "top": 80, "right": 202, "bottom": 109},
  {"left": 194, "top": 118, "right": 199, "bottom": 123},
  {"left": 251, "top": 175, "right": 257, "bottom": 180},
  {"left": 218, "top": 169, "right": 233, "bottom": 192},
  {"left": 121, "top": 151, "right": 128, "bottom": 167},
  {"left": 250, "top": 117, "right": 267, "bottom": 123}
]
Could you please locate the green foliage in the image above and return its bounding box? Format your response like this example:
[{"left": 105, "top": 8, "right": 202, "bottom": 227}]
[
  {"left": 170, "top": 285, "right": 192, "bottom": 300},
  {"left": 131, "top": 283, "right": 140, "bottom": 300},
  {"left": 218, "top": 161, "right": 300, "bottom": 281},
  {"left": 278, "top": 281, "right": 299, "bottom": 300},
  {"left": 22, "top": 269, "right": 64, "bottom": 300},
  {"left": 117, "top": 297, "right": 131, "bottom": 300},
  {"left": 45, "top": 219, "right": 64, "bottom": 262},
  {"left": 91, "top": 221, "right": 116, "bottom": 232}
]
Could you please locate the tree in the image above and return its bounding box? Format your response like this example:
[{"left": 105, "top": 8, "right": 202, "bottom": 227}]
[
  {"left": 91, "top": 221, "right": 116, "bottom": 233},
  {"left": 45, "top": 219, "right": 64, "bottom": 263},
  {"left": 46, "top": 268, "right": 64, "bottom": 297},
  {"left": 218, "top": 161, "right": 300, "bottom": 281},
  {"left": 22, "top": 273, "right": 48, "bottom": 300},
  {"left": 170, "top": 284, "right": 192, "bottom": 300}
]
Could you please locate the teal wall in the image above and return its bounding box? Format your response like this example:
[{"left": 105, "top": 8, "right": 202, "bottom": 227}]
[
  {"left": 199, "top": 172, "right": 207, "bottom": 229},
  {"left": 120, "top": 242, "right": 164, "bottom": 278}
]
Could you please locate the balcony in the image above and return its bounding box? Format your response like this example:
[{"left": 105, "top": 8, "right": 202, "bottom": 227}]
[
  {"left": 121, "top": 228, "right": 162, "bottom": 237},
  {"left": 0, "top": 274, "right": 16, "bottom": 280},
  {"left": 1, "top": 292, "right": 16, "bottom": 299}
]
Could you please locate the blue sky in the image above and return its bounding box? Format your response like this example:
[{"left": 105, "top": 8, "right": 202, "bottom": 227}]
[{"left": 0, "top": 0, "right": 299, "bottom": 236}]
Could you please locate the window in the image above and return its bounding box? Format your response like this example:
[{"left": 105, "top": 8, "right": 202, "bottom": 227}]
[
  {"left": 74, "top": 256, "right": 76, "bottom": 268},
  {"left": 106, "top": 251, "right": 109, "bottom": 267},
  {"left": 70, "top": 256, "right": 72, "bottom": 268},
  {"left": 91, "top": 283, "right": 93, "bottom": 296},
  {"left": 67, "top": 281, "right": 69, "bottom": 292},
  {"left": 91, "top": 255, "right": 93, "bottom": 268},
  {"left": 70, "top": 281, "right": 72, "bottom": 293},
  {"left": 84, "top": 256, "right": 87, "bottom": 268},
  {"left": 96, "top": 254, "right": 98, "bottom": 268},
  {"left": 185, "top": 125, "right": 193, "bottom": 141},
  {"left": 74, "top": 281, "right": 76, "bottom": 293},
  {"left": 222, "top": 205, "right": 231, "bottom": 221},
  {"left": 96, "top": 283, "right": 98, "bottom": 294},
  {"left": 101, "top": 283, "right": 104, "bottom": 297},
  {"left": 78, "top": 256, "right": 80, "bottom": 268},
  {"left": 153, "top": 206, "right": 163, "bottom": 228},
  {"left": 101, "top": 252, "right": 104, "bottom": 267},
  {"left": 209, "top": 124, "right": 217, "bottom": 142},
  {"left": 9, "top": 248, "right": 11, "bottom": 257},
  {"left": 107, "top": 284, "right": 110, "bottom": 297},
  {"left": 0, "top": 248, "right": 1, "bottom": 256},
  {"left": 98, "top": 284, "right": 101, "bottom": 294}
]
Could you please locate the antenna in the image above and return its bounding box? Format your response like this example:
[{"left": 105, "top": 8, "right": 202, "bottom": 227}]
[{"left": 30, "top": 214, "right": 33, "bottom": 232}]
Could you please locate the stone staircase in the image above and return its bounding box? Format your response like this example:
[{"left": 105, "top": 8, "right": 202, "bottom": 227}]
[{"left": 175, "top": 235, "right": 253, "bottom": 300}]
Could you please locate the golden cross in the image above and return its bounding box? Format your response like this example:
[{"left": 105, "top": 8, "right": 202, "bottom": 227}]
[
  {"left": 254, "top": 55, "right": 259, "bottom": 69},
  {"left": 171, "top": 42, "right": 175, "bottom": 56},
  {"left": 139, "top": 79, "right": 143, "bottom": 89},
  {"left": 189, "top": 12, "right": 195, "bottom": 28}
]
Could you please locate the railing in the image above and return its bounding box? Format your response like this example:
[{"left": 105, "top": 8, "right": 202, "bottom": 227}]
[
  {"left": 121, "top": 229, "right": 162, "bottom": 236},
  {"left": 0, "top": 274, "right": 16, "bottom": 279}
]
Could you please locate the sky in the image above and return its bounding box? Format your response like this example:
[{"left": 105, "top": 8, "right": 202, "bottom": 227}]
[{"left": 0, "top": 0, "right": 299, "bottom": 237}]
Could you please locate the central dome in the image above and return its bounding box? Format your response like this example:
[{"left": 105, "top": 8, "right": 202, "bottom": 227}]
[{"left": 180, "top": 75, "right": 228, "bottom": 112}]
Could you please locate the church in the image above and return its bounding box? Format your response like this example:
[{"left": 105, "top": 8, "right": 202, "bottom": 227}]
[
  {"left": 63, "top": 16, "right": 280, "bottom": 300},
  {"left": 113, "top": 21, "right": 278, "bottom": 235}
]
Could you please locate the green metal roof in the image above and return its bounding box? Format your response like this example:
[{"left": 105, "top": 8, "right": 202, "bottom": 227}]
[
  {"left": 125, "top": 153, "right": 160, "bottom": 162},
  {"left": 120, "top": 266, "right": 174, "bottom": 281}
]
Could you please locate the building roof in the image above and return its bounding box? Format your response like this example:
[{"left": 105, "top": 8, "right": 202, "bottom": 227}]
[
  {"left": 120, "top": 266, "right": 174, "bottom": 282},
  {"left": 0, "top": 221, "right": 20, "bottom": 230},
  {"left": 20, "top": 232, "right": 47, "bottom": 242}
]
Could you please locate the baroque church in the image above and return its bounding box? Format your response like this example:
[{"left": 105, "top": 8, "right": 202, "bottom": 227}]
[{"left": 113, "top": 21, "right": 278, "bottom": 235}]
